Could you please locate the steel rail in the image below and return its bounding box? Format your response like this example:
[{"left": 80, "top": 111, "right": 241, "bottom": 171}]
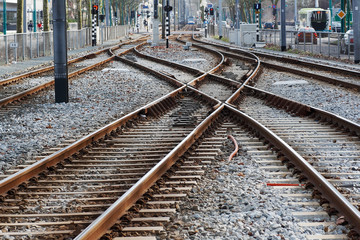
[
  {"left": 0, "top": 86, "right": 185, "bottom": 195},
  {"left": 114, "top": 55, "right": 185, "bottom": 88},
  {"left": 133, "top": 42, "right": 241, "bottom": 89},
  {"left": 133, "top": 42, "right": 204, "bottom": 76},
  {"left": 0, "top": 40, "right": 143, "bottom": 108},
  {"left": 225, "top": 104, "right": 360, "bottom": 233},
  {"left": 192, "top": 35, "right": 360, "bottom": 91},
  {"left": 260, "top": 61, "right": 360, "bottom": 91},
  {"left": 0, "top": 36, "right": 257, "bottom": 239},
  {"left": 249, "top": 49, "right": 360, "bottom": 78},
  {"left": 243, "top": 85, "right": 360, "bottom": 136},
  {"left": 75, "top": 93, "right": 223, "bottom": 240},
  {"left": 0, "top": 37, "right": 147, "bottom": 86}
]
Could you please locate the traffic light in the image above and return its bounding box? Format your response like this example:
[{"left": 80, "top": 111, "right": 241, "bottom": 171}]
[
  {"left": 209, "top": 8, "right": 214, "bottom": 15},
  {"left": 92, "top": 4, "right": 98, "bottom": 14}
]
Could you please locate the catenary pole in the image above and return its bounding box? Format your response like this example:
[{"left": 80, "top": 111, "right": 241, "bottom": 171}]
[
  {"left": 341, "top": 0, "right": 345, "bottom": 32},
  {"left": 23, "top": 0, "right": 27, "bottom": 32},
  {"left": 162, "top": 0, "right": 165, "bottom": 39},
  {"left": 105, "top": 0, "right": 110, "bottom": 26},
  {"left": 236, "top": 0, "right": 239, "bottom": 29},
  {"left": 329, "top": 0, "right": 332, "bottom": 31},
  {"left": 354, "top": 0, "right": 360, "bottom": 63},
  {"left": 53, "top": 0, "right": 69, "bottom": 103},
  {"left": 3, "top": 0, "right": 6, "bottom": 35},
  {"left": 259, "top": 0, "right": 262, "bottom": 29},
  {"left": 219, "top": 0, "right": 222, "bottom": 38},
  {"left": 280, "top": 0, "right": 286, "bottom": 51},
  {"left": 294, "top": 0, "right": 297, "bottom": 27},
  {"left": 33, "top": 0, "right": 37, "bottom": 32}
]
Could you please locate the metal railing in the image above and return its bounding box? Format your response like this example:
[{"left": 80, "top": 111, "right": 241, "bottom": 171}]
[
  {"left": 207, "top": 25, "right": 354, "bottom": 60},
  {"left": 0, "top": 25, "right": 128, "bottom": 65}
]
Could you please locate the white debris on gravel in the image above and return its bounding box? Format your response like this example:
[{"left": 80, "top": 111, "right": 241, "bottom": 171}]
[
  {"left": 138, "top": 43, "right": 219, "bottom": 72},
  {"left": 255, "top": 70, "right": 360, "bottom": 124},
  {"left": 0, "top": 60, "right": 175, "bottom": 174}
]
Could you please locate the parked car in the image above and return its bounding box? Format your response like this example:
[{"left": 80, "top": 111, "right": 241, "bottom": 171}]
[
  {"left": 341, "top": 29, "right": 354, "bottom": 54},
  {"left": 263, "top": 22, "right": 274, "bottom": 29},
  {"left": 331, "top": 21, "right": 341, "bottom": 32},
  {"left": 220, "top": 21, "right": 230, "bottom": 28},
  {"left": 295, "top": 27, "right": 318, "bottom": 44}
]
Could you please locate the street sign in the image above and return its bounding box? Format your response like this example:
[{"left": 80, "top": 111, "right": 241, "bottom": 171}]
[
  {"left": 337, "top": 10, "right": 346, "bottom": 19},
  {"left": 204, "top": 20, "right": 208, "bottom": 24},
  {"left": 255, "top": 10, "right": 260, "bottom": 14},
  {"left": 10, "top": 43, "right": 18, "bottom": 48},
  {"left": 272, "top": 4, "right": 276, "bottom": 9}
]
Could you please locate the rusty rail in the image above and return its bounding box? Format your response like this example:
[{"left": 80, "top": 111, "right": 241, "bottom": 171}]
[
  {"left": 226, "top": 104, "right": 360, "bottom": 233},
  {"left": 0, "top": 86, "right": 185, "bottom": 195},
  {"left": 0, "top": 39, "right": 145, "bottom": 108},
  {"left": 75, "top": 94, "right": 223, "bottom": 240}
]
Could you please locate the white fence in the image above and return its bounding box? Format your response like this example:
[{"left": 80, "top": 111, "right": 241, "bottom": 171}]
[{"left": 0, "top": 25, "right": 128, "bottom": 65}]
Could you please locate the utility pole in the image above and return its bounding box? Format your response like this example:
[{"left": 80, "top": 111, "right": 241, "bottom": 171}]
[
  {"left": 105, "top": 0, "right": 110, "bottom": 26},
  {"left": 354, "top": 0, "right": 360, "bottom": 63},
  {"left": 218, "top": 0, "right": 222, "bottom": 38},
  {"left": 235, "top": 0, "right": 239, "bottom": 29},
  {"left": 53, "top": 0, "right": 69, "bottom": 103},
  {"left": 3, "top": 0, "right": 6, "bottom": 35},
  {"left": 280, "top": 0, "right": 286, "bottom": 51},
  {"left": 294, "top": 0, "right": 297, "bottom": 27},
  {"left": 341, "top": 0, "right": 345, "bottom": 32},
  {"left": 162, "top": 0, "right": 165, "bottom": 39},
  {"left": 347, "top": 0, "right": 350, "bottom": 31},
  {"left": 329, "top": 0, "right": 332, "bottom": 32},
  {"left": 33, "top": 0, "right": 37, "bottom": 32},
  {"left": 259, "top": 0, "right": 262, "bottom": 29},
  {"left": 178, "top": 0, "right": 180, "bottom": 30},
  {"left": 153, "top": 0, "right": 160, "bottom": 45},
  {"left": 23, "top": 0, "right": 27, "bottom": 33}
]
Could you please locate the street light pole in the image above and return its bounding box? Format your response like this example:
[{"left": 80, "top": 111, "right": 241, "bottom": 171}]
[
  {"left": 23, "top": 0, "right": 27, "bottom": 32},
  {"left": 33, "top": 0, "right": 37, "bottom": 32},
  {"left": 294, "top": 0, "right": 297, "bottom": 27},
  {"left": 354, "top": 0, "right": 360, "bottom": 63},
  {"left": 280, "top": 0, "right": 286, "bottom": 51},
  {"left": 329, "top": 0, "right": 332, "bottom": 31},
  {"left": 3, "top": 0, "right": 6, "bottom": 35},
  {"left": 341, "top": 0, "right": 345, "bottom": 32},
  {"left": 236, "top": 0, "right": 239, "bottom": 29},
  {"left": 218, "top": 0, "right": 222, "bottom": 38}
]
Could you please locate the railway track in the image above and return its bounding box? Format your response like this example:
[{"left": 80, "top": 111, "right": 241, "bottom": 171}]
[
  {"left": 1, "top": 36, "right": 360, "bottom": 239},
  {"left": 190, "top": 35, "right": 360, "bottom": 91},
  {"left": 0, "top": 37, "right": 147, "bottom": 109}
]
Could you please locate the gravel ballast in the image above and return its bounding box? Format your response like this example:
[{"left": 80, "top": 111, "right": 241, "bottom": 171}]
[
  {"left": 255, "top": 70, "right": 360, "bottom": 124},
  {"left": 0, "top": 59, "right": 175, "bottom": 174},
  {"left": 0, "top": 38, "right": 356, "bottom": 239}
]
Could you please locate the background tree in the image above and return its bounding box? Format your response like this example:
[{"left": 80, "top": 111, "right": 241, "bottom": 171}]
[
  {"left": 16, "top": 0, "right": 24, "bottom": 33},
  {"left": 43, "top": 0, "right": 50, "bottom": 31},
  {"left": 77, "top": 0, "right": 82, "bottom": 29}
]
